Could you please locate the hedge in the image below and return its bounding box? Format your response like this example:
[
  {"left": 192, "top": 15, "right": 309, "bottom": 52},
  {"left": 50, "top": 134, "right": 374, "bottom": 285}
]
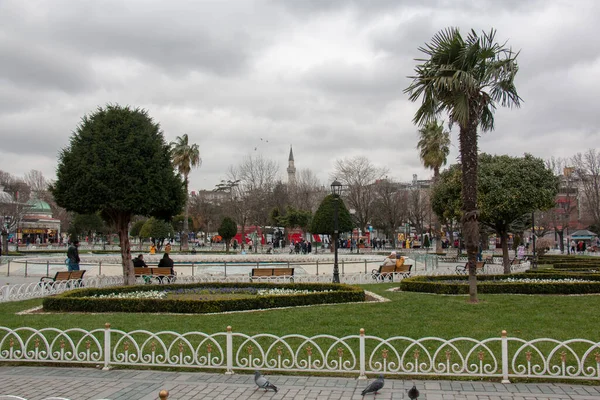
[
  {"left": 42, "top": 282, "right": 365, "bottom": 314},
  {"left": 399, "top": 273, "right": 600, "bottom": 295}
]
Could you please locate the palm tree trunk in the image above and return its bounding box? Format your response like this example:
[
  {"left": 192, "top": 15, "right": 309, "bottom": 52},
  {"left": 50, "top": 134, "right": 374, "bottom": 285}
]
[
  {"left": 182, "top": 175, "right": 189, "bottom": 251},
  {"left": 433, "top": 168, "right": 443, "bottom": 253},
  {"left": 459, "top": 122, "right": 480, "bottom": 303}
]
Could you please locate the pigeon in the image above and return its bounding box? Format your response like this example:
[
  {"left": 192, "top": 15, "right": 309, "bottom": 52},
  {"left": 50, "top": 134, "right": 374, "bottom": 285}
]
[
  {"left": 407, "top": 385, "right": 419, "bottom": 399},
  {"left": 361, "top": 374, "right": 384, "bottom": 396},
  {"left": 254, "top": 370, "right": 278, "bottom": 392}
]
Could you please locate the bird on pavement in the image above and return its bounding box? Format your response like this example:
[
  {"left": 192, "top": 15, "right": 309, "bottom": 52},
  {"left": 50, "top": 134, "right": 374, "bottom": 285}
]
[
  {"left": 408, "top": 385, "right": 420, "bottom": 399},
  {"left": 254, "top": 370, "right": 278, "bottom": 393},
  {"left": 361, "top": 374, "right": 384, "bottom": 397}
]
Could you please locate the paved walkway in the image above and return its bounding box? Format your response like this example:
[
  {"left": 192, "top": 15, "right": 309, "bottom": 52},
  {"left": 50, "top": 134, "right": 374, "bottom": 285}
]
[{"left": 1, "top": 367, "right": 599, "bottom": 400}]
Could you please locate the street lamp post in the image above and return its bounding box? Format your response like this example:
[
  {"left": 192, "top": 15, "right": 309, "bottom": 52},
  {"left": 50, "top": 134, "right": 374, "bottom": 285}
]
[
  {"left": 331, "top": 179, "right": 343, "bottom": 284},
  {"left": 531, "top": 211, "right": 537, "bottom": 270}
]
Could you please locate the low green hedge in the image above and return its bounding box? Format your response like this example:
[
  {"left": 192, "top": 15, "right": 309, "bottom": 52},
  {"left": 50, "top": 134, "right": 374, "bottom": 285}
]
[
  {"left": 43, "top": 282, "right": 365, "bottom": 314},
  {"left": 400, "top": 273, "right": 600, "bottom": 295}
]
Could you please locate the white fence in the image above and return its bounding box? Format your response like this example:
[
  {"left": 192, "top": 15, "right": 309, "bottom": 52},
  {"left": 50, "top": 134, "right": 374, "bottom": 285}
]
[{"left": 1, "top": 325, "right": 599, "bottom": 382}]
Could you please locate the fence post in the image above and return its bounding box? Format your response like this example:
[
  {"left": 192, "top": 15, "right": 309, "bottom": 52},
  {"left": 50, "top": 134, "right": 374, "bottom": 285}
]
[
  {"left": 46, "top": 261, "right": 50, "bottom": 277},
  {"left": 192, "top": 262, "right": 195, "bottom": 277},
  {"left": 7, "top": 260, "right": 10, "bottom": 276},
  {"left": 364, "top": 260, "right": 367, "bottom": 274},
  {"left": 316, "top": 260, "right": 319, "bottom": 275},
  {"left": 225, "top": 326, "right": 234, "bottom": 374},
  {"left": 224, "top": 262, "right": 227, "bottom": 277},
  {"left": 3, "top": 284, "right": 10, "bottom": 302},
  {"left": 358, "top": 328, "right": 366, "bottom": 379},
  {"left": 99, "top": 261, "right": 102, "bottom": 276},
  {"left": 342, "top": 260, "right": 345, "bottom": 275},
  {"left": 501, "top": 330, "right": 510, "bottom": 383},
  {"left": 25, "top": 261, "right": 28, "bottom": 277},
  {"left": 103, "top": 323, "right": 112, "bottom": 370}
]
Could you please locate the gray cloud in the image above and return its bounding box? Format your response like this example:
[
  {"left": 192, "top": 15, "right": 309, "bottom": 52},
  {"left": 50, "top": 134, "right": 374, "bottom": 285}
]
[{"left": 0, "top": 0, "right": 598, "bottom": 192}]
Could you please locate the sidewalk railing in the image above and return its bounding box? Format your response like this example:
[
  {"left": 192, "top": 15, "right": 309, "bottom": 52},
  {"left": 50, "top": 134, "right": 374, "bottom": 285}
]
[{"left": 1, "top": 325, "right": 598, "bottom": 382}]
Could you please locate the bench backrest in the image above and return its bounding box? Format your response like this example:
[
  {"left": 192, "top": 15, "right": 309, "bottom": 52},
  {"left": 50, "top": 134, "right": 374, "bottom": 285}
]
[
  {"left": 379, "top": 265, "right": 396, "bottom": 274},
  {"left": 396, "top": 264, "right": 411, "bottom": 273},
  {"left": 251, "top": 268, "right": 294, "bottom": 277},
  {"left": 54, "top": 271, "right": 72, "bottom": 281},
  {"left": 70, "top": 270, "right": 86, "bottom": 279},
  {"left": 151, "top": 267, "right": 174, "bottom": 276},
  {"left": 134, "top": 267, "right": 173, "bottom": 276},
  {"left": 252, "top": 268, "right": 275, "bottom": 277},
  {"left": 272, "top": 268, "right": 294, "bottom": 276}
]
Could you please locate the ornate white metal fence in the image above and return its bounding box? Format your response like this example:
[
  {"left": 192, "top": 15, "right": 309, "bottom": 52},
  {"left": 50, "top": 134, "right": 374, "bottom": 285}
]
[{"left": 1, "top": 326, "right": 599, "bottom": 382}]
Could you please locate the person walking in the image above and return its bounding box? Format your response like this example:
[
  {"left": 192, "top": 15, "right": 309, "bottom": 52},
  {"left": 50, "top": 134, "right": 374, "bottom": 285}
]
[{"left": 67, "top": 240, "right": 80, "bottom": 271}]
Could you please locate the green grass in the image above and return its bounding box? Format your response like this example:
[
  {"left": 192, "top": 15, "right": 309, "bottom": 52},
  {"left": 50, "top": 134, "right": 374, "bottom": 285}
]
[{"left": 2, "top": 283, "right": 599, "bottom": 341}]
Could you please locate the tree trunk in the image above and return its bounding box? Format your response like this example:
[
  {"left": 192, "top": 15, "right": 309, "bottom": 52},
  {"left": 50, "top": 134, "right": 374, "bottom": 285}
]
[
  {"left": 116, "top": 212, "right": 134, "bottom": 285},
  {"left": 556, "top": 229, "right": 564, "bottom": 254},
  {"left": 501, "top": 230, "right": 510, "bottom": 274},
  {"left": 182, "top": 176, "right": 189, "bottom": 251},
  {"left": 459, "top": 121, "right": 480, "bottom": 303},
  {"left": 433, "top": 168, "right": 443, "bottom": 253}
]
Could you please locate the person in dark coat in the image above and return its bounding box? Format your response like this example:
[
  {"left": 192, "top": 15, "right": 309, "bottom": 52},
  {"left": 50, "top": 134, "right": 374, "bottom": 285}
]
[
  {"left": 157, "top": 253, "right": 175, "bottom": 282},
  {"left": 67, "top": 240, "right": 80, "bottom": 271}
]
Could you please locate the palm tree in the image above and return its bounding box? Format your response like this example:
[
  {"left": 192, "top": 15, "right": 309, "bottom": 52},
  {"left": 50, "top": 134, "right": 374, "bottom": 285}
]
[
  {"left": 170, "top": 134, "right": 201, "bottom": 251},
  {"left": 417, "top": 120, "right": 450, "bottom": 253},
  {"left": 405, "top": 27, "right": 521, "bottom": 303}
]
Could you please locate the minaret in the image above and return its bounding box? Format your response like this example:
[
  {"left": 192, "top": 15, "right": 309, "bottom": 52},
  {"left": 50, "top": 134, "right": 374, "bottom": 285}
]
[{"left": 287, "top": 146, "right": 296, "bottom": 185}]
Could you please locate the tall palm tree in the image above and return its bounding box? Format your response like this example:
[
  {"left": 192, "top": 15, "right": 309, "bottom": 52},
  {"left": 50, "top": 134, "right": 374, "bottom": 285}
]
[
  {"left": 405, "top": 27, "right": 521, "bottom": 303},
  {"left": 170, "top": 134, "right": 201, "bottom": 251},
  {"left": 417, "top": 120, "right": 450, "bottom": 253}
]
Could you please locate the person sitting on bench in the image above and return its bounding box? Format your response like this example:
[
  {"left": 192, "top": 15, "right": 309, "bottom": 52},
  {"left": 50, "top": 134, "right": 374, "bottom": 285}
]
[
  {"left": 157, "top": 253, "right": 175, "bottom": 282},
  {"left": 133, "top": 254, "right": 151, "bottom": 284},
  {"left": 382, "top": 251, "right": 397, "bottom": 267}
]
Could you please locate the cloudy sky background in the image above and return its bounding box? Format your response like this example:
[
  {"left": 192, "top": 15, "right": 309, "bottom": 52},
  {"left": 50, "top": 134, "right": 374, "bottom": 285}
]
[{"left": 1, "top": 0, "right": 599, "bottom": 192}]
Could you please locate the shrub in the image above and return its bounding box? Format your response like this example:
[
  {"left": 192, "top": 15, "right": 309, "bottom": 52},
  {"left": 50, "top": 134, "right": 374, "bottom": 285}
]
[
  {"left": 400, "top": 273, "right": 600, "bottom": 295},
  {"left": 43, "top": 282, "right": 365, "bottom": 314}
]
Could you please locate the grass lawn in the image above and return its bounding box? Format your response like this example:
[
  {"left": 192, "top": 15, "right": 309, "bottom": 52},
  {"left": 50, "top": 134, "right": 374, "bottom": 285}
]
[{"left": 2, "top": 283, "right": 599, "bottom": 341}]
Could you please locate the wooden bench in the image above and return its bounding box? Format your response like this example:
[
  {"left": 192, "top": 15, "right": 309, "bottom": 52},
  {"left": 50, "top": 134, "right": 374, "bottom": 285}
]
[
  {"left": 134, "top": 267, "right": 176, "bottom": 283},
  {"left": 455, "top": 261, "right": 486, "bottom": 275},
  {"left": 40, "top": 270, "right": 86, "bottom": 287},
  {"left": 372, "top": 264, "right": 413, "bottom": 281},
  {"left": 250, "top": 268, "right": 295, "bottom": 281}
]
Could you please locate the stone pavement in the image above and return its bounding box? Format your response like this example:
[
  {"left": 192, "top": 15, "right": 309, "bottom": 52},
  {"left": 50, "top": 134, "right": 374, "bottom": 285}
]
[{"left": 1, "top": 367, "right": 600, "bottom": 400}]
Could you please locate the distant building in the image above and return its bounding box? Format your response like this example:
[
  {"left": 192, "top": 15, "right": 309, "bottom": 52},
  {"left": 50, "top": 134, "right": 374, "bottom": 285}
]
[
  {"left": 19, "top": 198, "right": 61, "bottom": 244},
  {"left": 287, "top": 146, "right": 296, "bottom": 185}
]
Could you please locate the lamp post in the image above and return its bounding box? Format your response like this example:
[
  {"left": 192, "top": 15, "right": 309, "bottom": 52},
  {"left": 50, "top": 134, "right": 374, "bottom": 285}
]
[
  {"left": 331, "top": 179, "right": 343, "bottom": 284},
  {"left": 531, "top": 211, "right": 537, "bottom": 270}
]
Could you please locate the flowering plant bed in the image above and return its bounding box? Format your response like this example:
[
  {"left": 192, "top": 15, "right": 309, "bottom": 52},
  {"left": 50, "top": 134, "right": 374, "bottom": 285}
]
[
  {"left": 400, "top": 273, "right": 600, "bottom": 295},
  {"left": 42, "top": 282, "right": 365, "bottom": 314}
]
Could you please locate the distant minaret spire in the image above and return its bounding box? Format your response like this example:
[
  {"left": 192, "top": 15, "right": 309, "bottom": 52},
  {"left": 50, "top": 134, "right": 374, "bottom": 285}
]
[{"left": 287, "top": 145, "right": 296, "bottom": 185}]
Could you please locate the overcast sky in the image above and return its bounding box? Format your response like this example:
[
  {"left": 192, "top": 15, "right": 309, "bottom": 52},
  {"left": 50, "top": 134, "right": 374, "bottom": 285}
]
[{"left": 1, "top": 0, "right": 599, "bottom": 192}]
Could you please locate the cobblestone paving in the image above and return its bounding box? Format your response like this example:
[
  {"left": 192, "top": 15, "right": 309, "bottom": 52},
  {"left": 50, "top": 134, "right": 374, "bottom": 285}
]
[{"left": 1, "top": 367, "right": 599, "bottom": 400}]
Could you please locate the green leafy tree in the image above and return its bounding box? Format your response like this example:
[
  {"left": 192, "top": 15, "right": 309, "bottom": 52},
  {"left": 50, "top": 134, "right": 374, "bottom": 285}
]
[
  {"left": 432, "top": 154, "right": 558, "bottom": 273},
  {"left": 417, "top": 120, "right": 450, "bottom": 253},
  {"left": 405, "top": 28, "right": 522, "bottom": 302},
  {"left": 171, "top": 134, "right": 201, "bottom": 251},
  {"left": 51, "top": 105, "right": 186, "bottom": 284},
  {"left": 139, "top": 217, "right": 175, "bottom": 250},
  {"left": 311, "top": 194, "right": 353, "bottom": 251},
  {"left": 71, "top": 213, "right": 106, "bottom": 240},
  {"left": 218, "top": 217, "right": 238, "bottom": 252},
  {"left": 130, "top": 218, "right": 148, "bottom": 250}
]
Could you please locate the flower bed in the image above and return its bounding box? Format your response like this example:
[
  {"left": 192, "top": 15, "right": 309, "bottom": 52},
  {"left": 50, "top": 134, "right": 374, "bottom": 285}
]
[
  {"left": 42, "top": 282, "right": 365, "bottom": 314},
  {"left": 399, "top": 273, "right": 600, "bottom": 295}
]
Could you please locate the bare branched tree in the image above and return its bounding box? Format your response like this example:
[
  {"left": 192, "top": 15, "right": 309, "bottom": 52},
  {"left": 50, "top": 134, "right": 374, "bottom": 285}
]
[
  {"left": 290, "top": 168, "right": 325, "bottom": 212},
  {"left": 572, "top": 149, "right": 600, "bottom": 231},
  {"left": 333, "top": 156, "right": 388, "bottom": 234},
  {"left": 370, "top": 179, "right": 407, "bottom": 246}
]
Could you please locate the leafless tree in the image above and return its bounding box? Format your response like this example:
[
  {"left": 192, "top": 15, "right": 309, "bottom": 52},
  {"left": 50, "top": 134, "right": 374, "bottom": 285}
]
[
  {"left": 370, "top": 179, "right": 408, "bottom": 246},
  {"left": 333, "top": 156, "right": 388, "bottom": 234},
  {"left": 290, "top": 168, "right": 325, "bottom": 212},
  {"left": 227, "top": 154, "right": 279, "bottom": 250},
  {"left": 407, "top": 187, "right": 431, "bottom": 240},
  {"left": 545, "top": 157, "right": 576, "bottom": 253},
  {"left": 572, "top": 149, "right": 600, "bottom": 231}
]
